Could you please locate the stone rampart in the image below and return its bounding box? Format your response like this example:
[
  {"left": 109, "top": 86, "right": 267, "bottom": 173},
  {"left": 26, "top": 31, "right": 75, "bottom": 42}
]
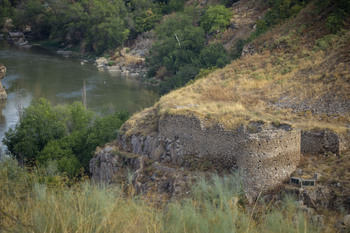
[{"left": 118, "top": 115, "right": 301, "bottom": 199}]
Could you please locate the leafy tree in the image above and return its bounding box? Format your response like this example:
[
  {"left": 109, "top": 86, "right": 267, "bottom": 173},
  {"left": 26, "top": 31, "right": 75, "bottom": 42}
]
[
  {"left": 133, "top": 8, "right": 162, "bottom": 34},
  {"left": 147, "top": 13, "right": 205, "bottom": 77},
  {"left": 159, "top": 65, "right": 200, "bottom": 95},
  {"left": 4, "top": 99, "right": 67, "bottom": 162},
  {"left": 200, "top": 5, "right": 232, "bottom": 34},
  {"left": 3, "top": 99, "right": 129, "bottom": 176},
  {"left": 0, "top": 0, "right": 13, "bottom": 24},
  {"left": 199, "top": 43, "right": 230, "bottom": 68},
  {"left": 154, "top": 0, "right": 186, "bottom": 14}
]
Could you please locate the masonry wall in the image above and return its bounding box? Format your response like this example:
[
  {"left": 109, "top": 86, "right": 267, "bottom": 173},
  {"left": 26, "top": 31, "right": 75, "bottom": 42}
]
[{"left": 119, "top": 115, "right": 301, "bottom": 199}]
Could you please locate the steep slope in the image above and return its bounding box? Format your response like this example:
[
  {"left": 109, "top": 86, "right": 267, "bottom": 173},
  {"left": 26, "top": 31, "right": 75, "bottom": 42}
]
[
  {"left": 124, "top": 2, "right": 350, "bottom": 137},
  {"left": 91, "top": 0, "right": 350, "bottom": 201}
]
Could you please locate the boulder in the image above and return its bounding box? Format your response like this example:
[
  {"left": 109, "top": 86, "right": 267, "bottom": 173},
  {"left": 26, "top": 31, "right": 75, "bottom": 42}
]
[
  {"left": 3, "top": 19, "right": 14, "bottom": 33},
  {"left": 0, "top": 65, "right": 6, "bottom": 79},
  {"left": 344, "top": 215, "right": 350, "bottom": 228},
  {"left": 95, "top": 57, "right": 108, "bottom": 67},
  {"left": 0, "top": 65, "right": 7, "bottom": 99}
]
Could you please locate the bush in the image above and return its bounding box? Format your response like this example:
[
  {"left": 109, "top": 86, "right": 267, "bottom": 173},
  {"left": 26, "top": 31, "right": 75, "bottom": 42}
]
[
  {"left": 3, "top": 99, "right": 129, "bottom": 176},
  {"left": 199, "top": 43, "right": 230, "bottom": 68},
  {"left": 147, "top": 13, "right": 205, "bottom": 76},
  {"left": 0, "top": 0, "right": 13, "bottom": 25},
  {"left": 326, "top": 10, "right": 346, "bottom": 33},
  {"left": 249, "top": 0, "right": 311, "bottom": 40},
  {"left": 200, "top": 5, "right": 232, "bottom": 34}
]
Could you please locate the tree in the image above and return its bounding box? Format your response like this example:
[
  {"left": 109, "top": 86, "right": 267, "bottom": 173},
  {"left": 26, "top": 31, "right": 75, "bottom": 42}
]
[
  {"left": 147, "top": 13, "right": 205, "bottom": 76},
  {"left": 199, "top": 43, "right": 230, "bottom": 68},
  {"left": 200, "top": 5, "right": 232, "bottom": 34},
  {"left": 3, "top": 99, "right": 129, "bottom": 176}
]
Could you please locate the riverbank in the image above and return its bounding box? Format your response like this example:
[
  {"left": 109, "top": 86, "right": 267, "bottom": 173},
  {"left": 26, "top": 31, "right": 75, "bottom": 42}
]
[{"left": 0, "top": 40, "right": 157, "bottom": 151}]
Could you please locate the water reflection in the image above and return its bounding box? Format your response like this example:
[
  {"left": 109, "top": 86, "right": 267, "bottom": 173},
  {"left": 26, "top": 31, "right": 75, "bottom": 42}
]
[{"left": 0, "top": 40, "right": 158, "bottom": 150}]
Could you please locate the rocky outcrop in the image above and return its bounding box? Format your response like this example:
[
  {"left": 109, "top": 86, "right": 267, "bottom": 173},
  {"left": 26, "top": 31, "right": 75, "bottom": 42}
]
[
  {"left": 7, "top": 31, "right": 32, "bottom": 48},
  {"left": 116, "top": 115, "right": 301, "bottom": 200},
  {"left": 0, "top": 65, "right": 8, "bottom": 99},
  {"left": 94, "top": 32, "right": 154, "bottom": 79},
  {"left": 89, "top": 145, "right": 143, "bottom": 183},
  {"left": 241, "top": 43, "right": 255, "bottom": 56}
]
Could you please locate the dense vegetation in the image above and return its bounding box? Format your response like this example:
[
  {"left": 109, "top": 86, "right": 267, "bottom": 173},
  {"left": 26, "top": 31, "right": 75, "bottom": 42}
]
[
  {"left": 147, "top": 5, "right": 232, "bottom": 94},
  {"left": 0, "top": 156, "right": 325, "bottom": 232},
  {"left": 0, "top": 0, "right": 191, "bottom": 53},
  {"left": 3, "top": 99, "right": 129, "bottom": 176}
]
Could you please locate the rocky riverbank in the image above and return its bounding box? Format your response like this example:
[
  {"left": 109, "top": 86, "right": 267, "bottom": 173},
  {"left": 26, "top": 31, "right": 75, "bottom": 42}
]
[{"left": 94, "top": 32, "right": 154, "bottom": 81}]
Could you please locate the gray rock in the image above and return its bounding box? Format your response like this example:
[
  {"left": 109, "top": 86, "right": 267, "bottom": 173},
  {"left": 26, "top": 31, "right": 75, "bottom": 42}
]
[
  {"left": 313, "top": 173, "right": 322, "bottom": 180},
  {"left": 95, "top": 57, "right": 108, "bottom": 67},
  {"left": 312, "top": 215, "right": 324, "bottom": 229},
  {"left": 344, "top": 215, "right": 350, "bottom": 228},
  {"left": 241, "top": 43, "right": 255, "bottom": 56},
  {"left": 90, "top": 146, "right": 143, "bottom": 183}
]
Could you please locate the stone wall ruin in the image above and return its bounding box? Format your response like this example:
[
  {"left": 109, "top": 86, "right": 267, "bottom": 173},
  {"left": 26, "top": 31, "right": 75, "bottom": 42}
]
[{"left": 118, "top": 115, "right": 301, "bottom": 199}]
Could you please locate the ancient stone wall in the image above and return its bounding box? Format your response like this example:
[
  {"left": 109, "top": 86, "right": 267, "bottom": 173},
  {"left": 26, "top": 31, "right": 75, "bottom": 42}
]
[
  {"left": 301, "top": 129, "right": 342, "bottom": 155},
  {"left": 118, "top": 115, "right": 301, "bottom": 199}
]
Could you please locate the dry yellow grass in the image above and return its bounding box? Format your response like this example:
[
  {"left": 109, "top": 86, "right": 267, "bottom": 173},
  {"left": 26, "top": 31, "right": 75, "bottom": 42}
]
[
  {"left": 123, "top": 54, "right": 145, "bottom": 66},
  {"left": 123, "top": 2, "right": 350, "bottom": 137}
]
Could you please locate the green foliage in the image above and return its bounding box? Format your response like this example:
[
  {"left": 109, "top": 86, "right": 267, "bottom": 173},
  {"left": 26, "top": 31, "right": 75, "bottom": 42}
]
[
  {"left": 3, "top": 99, "right": 129, "bottom": 176},
  {"left": 147, "top": 11, "right": 233, "bottom": 95},
  {"left": 199, "top": 43, "right": 230, "bottom": 68},
  {"left": 15, "top": 0, "right": 129, "bottom": 53},
  {"left": 147, "top": 13, "right": 205, "bottom": 77},
  {"left": 230, "top": 38, "right": 245, "bottom": 60},
  {"left": 326, "top": 10, "right": 346, "bottom": 33},
  {"left": 133, "top": 8, "right": 162, "bottom": 34},
  {"left": 249, "top": 0, "right": 311, "bottom": 41},
  {"left": 316, "top": 0, "right": 350, "bottom": 33},
  {"left": 3, "top": 99, "right": 67, "bottom": 162},
  {"left": 0, "top": 166, "right": 323, "bottom": 232},
  {"left": 156, "top": 0, "right": 186, "bottom": 14},
  {"left": 0, "top": 156, "right": 29, "bottom": 196},
  {"left": 0, "top": 0, "right": 13, "bottom": 24},
  {"left": 200, "top": 5, "right": 232, "bottom": 34},
  {"left": 159, "top": 65, "right": 200, "bottom": 95}
]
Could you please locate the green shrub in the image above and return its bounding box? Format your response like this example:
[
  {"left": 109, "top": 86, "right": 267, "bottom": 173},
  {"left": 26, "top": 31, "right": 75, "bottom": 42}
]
[
  {"left": 199, "top": 43, "right": 230, "bottom": 68},
  {"left": 0, "top": 0, "right": 13, "bottom": 24},
  {"left": 326, "top": 11, "right": 346, "bottom": 33},
  {"left": 3, "top": 99, "right": 129, "bottom": 176},
  {"left": 159, "top": 65, "right": 200, "bottom": 95},
  {"left": 200, "top": 5, "right": 232, "bottom": 34},
  {"left": 147, "top": 13, "right": 205, "bottom": 76}
]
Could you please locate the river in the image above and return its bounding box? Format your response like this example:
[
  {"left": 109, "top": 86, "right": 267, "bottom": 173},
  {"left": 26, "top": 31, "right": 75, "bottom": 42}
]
[{"left": 0, "top": 40, "right": 157, "bottom": 152}]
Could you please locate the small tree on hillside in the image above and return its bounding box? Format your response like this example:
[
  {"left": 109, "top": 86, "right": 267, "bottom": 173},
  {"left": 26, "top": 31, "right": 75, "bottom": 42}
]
[{"left": 200, "top": 5, "right": 232, "bottom": 34}]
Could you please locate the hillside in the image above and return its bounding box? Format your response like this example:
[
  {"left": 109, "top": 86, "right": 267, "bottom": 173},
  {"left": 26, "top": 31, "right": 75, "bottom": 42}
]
[
  {"left": 123, "top": 1, "right": 350, "bottom": 136},
  {"left": 91, "top": 0, "right": 350, "bottom": 205}
]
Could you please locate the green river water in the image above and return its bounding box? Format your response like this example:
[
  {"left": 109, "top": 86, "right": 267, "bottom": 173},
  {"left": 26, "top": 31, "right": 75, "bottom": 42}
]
[{"left": 0, "top": 40, "right": 157, "bottom": 151}]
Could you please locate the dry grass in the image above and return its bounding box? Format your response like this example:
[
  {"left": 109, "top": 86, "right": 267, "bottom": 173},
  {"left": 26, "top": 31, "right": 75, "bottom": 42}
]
[
  {"left": 122, "top": 106, "right": 159, "bottom": 137},
  {"left": 123, "top": 54, "right": 145, "bottom": 66},
  {"left": 0, "top": 157, "right": 326, "bottom": 233},
  {"left": 124, "top": 5, "right": 350, "bottom": 136}
]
